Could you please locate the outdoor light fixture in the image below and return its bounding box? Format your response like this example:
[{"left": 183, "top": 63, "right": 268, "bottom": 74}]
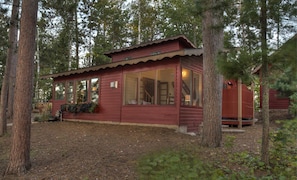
[{"left": 110, "top": 81, "right": 118, "bottom": 88}]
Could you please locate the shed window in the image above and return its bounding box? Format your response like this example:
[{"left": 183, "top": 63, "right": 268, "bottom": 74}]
[
  {"left": 181, "top": 68, "right": 202, "bottom": 107},
  {"left": 124, "top": 68, "right": 175, "bottom": 105},
  {"left": 54, "top": 82, "right": 65, "bottom": 100}
]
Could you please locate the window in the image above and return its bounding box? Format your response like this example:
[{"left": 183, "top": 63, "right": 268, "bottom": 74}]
[
  {"left": 124, "top": 68, "right": 175, "bottom": 105},
  {"left": 125, "top": 73, "right": 139, "bottom": 104},
  {"left": 91, "top": 78, "right": 99, "bottom": 103},
  {"left": 67, "top": 81, "right": 74, "bottom": 103},
  {"left": 181, "top": 68, "right": 202, "bottom": 107},
  {"left": 54, "top": 77, "right": 100, "bottom": 106},
  {"left": 76, "top": 80, "right": 88, "bottom": 103},
  {"left": 140, "top": 70, "right": 155, "bottom": 104},
  {"left": 158, "top": 68, "right": 175, "bottom": 104},
  {"left": 54, "top": 82, "right": 65, "bottom": 100}
]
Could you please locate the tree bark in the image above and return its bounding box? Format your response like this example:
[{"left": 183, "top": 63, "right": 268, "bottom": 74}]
[
  {"left": 0, "top": 0, "right": 20, "bottom": 136},
  {"left": 5, "top": 0, "right": 38, "bottom": 176},
  {"left": 260, "top": 0, "right": 270, "bottom": 165},
  {"left": 201, "top": 0, "right": 224, "bottom": 147}
]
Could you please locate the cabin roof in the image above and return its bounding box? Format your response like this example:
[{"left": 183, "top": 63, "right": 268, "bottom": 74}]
[
  {"left": 104, "top": 35, "right": 197, "bottom": 57},
  {"left": 42, "top": 48, "right": 203, "bottom": 79}
]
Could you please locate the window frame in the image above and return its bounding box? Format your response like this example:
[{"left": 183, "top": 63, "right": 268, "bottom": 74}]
[
  {"left": 124, "top": 68, "right": 176, "bottom": 106},
  {"left": 181, "top": 68, "right": 202, "bottom": 107},
  {"left": 54, "top": 77, "right": 100, "bottom": 104}
]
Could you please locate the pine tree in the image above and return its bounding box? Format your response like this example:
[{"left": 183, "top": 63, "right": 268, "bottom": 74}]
[
  {"left": 200, "top": 0, "right": 224, "bottom": 148},
  {"left": 5, "top": 0, "right": 38, "bottom": 175}
]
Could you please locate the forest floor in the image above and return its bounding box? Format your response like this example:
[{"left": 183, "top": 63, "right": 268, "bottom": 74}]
[{"left": 0, "top": 118, "right": 278, "bottom": 179}]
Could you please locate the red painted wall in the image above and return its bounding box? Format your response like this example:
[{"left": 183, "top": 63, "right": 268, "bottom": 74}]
[
  {"left": 269, "top": 89, "right": 290, "bottom": 109},
  {"left": 111, "top": 41, "right": 182, "bottom": 62},
  {"left": 222, "top": 81, "right": 253, "bottom": 119},
  {"left": 259, "top": 88, "right": 290, "bottom": 109}
]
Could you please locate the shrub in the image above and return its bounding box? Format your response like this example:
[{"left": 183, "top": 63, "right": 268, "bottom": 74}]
[
  {"left": 269, "top": 119, "right": 297, "bottom": 179},
  {"left": 61, "top": 102, "right": 98, "bottom": 114}
]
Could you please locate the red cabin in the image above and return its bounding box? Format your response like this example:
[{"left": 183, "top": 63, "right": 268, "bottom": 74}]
[{"left": 44, "top": 35, "right": 254, "bottom": 133}]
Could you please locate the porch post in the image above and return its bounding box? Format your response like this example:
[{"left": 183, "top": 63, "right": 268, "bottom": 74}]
[{"left": 238, "top": 78, "right": 242, "bottom": 128}]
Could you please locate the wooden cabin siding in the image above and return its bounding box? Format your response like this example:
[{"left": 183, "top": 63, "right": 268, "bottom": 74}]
[
  {"left": 97, "top": 69, "right": 122, "bottom": 121},
  {"left": 222, "top": 87, "right": 238, "bottom": 119},
  {"left": 242, "top": 88, "right": 253, "bottom": 119},
  {"left": 259, "top": 88, "right": 290, "bottom": 109},
  {"left": 121, "top": 106, "right": 178, "bottom": 125},
  {"left": 268, "top": 89, "right": 290, "bottom": 109},
  {"left": 111, "top": 42, "right": 182, "bottom": 62},
  {"left": 179, "top": 107, "right": 203, "bottom": 132},
  {"left": 180, "top": 56, "right": 203, "bottom": 72},
  {"left": 222, "top": 85, "right": 253, "bottom": 119}
]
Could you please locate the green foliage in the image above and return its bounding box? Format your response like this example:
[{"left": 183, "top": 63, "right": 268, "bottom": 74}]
[
  {"left": 232, "top": 152, "right": 266, "bottom": 171},
  {"left": 33, "top": 111, "right": 51, "bottom": 122},
  {"left": 137, "top": 150, "right": 261, "bottom": 179},
  {"left": 289, "top": 93, "right": 297, "bottom": 117},
  {"left": 269, "top": 119, "right": 297, "bottom": 179},
  {"left": 271, "top": 67, "right": 297, "bottom": 98},
  {"left": 217, "top": 48, "right": 260, "bottom": 85},
  {"left": 0, "top": 3, "right": 9, "bottom": 88},
  {"left": 138, "top": 119, "right": 297, "bottom": 179},
  {"left": 61, "top": 102, "right": 98, "bottom": 114},
  {"left": 224, "top": 135, "right": 236, "bottom": 149},
  {"left": 138, "top": 151, "right": 225, "bottom": 179}
]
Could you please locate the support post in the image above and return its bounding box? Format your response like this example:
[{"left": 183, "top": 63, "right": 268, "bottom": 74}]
[{"left": 238, "top": 78, "right": 242, "bottom": 128}]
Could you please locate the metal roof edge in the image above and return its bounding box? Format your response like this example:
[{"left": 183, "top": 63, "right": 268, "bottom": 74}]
[{"left": 41, "top": 48, "right": 202, "bottom": 79}]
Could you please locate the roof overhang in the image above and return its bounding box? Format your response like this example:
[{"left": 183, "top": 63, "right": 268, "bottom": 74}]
[
  {"left": 41, "top": 48, "right": 203, "bottom": 79},
  {"left": 104, "top": 35, "right": 197, "bottom": 57}
]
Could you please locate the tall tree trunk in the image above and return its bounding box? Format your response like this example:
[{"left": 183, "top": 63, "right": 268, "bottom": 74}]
[
  {"left": 5, "top": 0, "right": 38, "bottom": 176},
  {"left": 0, "top": 0, "right": 20, "bottom": 136},
  {"left": 260, "top": 0, "right": 270, "bottom": 165},
  {"left": 201, "top": 0, "right": 224, "bottom": 147},
  {"left": 75, "top": 0, "right": 79, "bottom": 69}
]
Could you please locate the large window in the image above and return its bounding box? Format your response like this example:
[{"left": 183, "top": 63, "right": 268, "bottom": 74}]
[
  {"left": 54, "top": 82, "right": 65, "bottom": 100},
  {"left": 54, "top": 78, "right": 99, "bottom": 104},
  {"left": 181, "top": 68, "right": 202, "bottom": 107},
  {"left": 124, "top": 68, "right": 175, "bottom": 105}
]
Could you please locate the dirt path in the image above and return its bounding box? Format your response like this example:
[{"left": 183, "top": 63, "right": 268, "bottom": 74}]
[{"left": 0, "top": 121, "right": 266, "bottom": 179}]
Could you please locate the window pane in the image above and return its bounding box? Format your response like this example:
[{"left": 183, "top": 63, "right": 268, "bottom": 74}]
[
  {"left": 67, "top": 81, "right": 74, "bottom": 103},
  {"left": 54, "top": 83, "right": 65, "bottom": 100},
  {"left": 76, "top": 80, "right": 88, "bottom": 103},
  {"left": 91, "top": 78, "right": 99, "bottom": 103},
  {"left": 140, "top": 70, "right": 155, "bottom": 105},
  {"left": 193, "top": 73, "right": 202, "bottom": 107},
  {"left": 157, "top": 68, "right": 175, "bottom": 105},
  {"left": 125, "top": 73, "right": 139, "bottom": 105},
  {"left": 181, "top": 68, "right": 192, "bottom": 105}
]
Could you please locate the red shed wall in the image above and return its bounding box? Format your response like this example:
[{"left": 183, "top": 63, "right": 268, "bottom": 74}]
[
  {"left": 259, "top": 88, "right": 290, "bottom": 109},
  {"left": 179, "top": 56, "right": 203, "bottom": 132},
  {"left": 269, "top": 89, "right": 290, "bottom": 109},
  {"left": 111, "top": 41, "right": 182, "bottom": 62},
  {"left": 222, "top": 82, "right": 253, "bottom": 119}
]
